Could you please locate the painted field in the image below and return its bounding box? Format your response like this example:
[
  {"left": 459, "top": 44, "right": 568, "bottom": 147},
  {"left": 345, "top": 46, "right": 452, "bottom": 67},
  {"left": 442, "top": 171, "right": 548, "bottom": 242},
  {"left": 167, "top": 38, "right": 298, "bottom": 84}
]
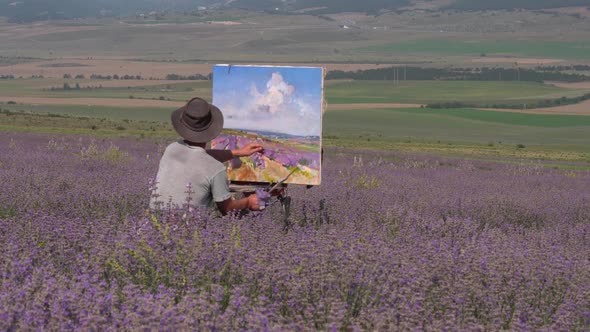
[{"left": 362, "top": 40, "right": 590, "bottom": 60}]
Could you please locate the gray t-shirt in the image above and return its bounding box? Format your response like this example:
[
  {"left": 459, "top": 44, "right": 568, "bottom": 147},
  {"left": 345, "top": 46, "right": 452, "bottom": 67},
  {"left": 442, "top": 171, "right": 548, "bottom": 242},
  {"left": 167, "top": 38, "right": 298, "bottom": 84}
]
[{"left": 150, "top": 141, "right": 231, "bottom": 209}]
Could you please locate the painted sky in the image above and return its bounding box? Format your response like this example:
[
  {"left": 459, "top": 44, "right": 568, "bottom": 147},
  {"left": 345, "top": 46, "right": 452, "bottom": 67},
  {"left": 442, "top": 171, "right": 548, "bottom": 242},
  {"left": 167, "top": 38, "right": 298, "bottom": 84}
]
[{"left": 212, "top": 65, "right": 323, "bottom": 137}]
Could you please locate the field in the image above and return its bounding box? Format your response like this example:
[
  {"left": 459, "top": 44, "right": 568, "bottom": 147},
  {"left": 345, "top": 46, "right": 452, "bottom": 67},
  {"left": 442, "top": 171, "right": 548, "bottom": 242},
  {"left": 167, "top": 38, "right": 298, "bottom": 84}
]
[
  {"left": 363, "top": 40, "right": 590, "bottom": 60},
  {"left": 2, "top": 6, "right": 590, "bottom": 331},
  {"left": 2, "top": 9, "right": 590, "bottom": 65},
  {"left": 325, "top": 80, "right": 589, "bottom": 105},
  {"left": 1, "top": 132, "right": 589, "bottom": 330},
  {"left": 2, "top": 79, "right": 588, "bottom": 108},
  {"left": 2, "top": 78, "right": 590, "bottom": 162},
  {"left": 1, "top": 58, "right": 393, "bottom": 80}
]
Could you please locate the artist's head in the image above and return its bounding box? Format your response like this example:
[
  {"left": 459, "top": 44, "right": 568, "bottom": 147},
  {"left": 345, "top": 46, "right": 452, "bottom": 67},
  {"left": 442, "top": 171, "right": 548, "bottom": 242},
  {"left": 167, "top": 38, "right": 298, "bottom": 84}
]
[{"left": 171, "top": 97, "right": 224, "bottom": 143}]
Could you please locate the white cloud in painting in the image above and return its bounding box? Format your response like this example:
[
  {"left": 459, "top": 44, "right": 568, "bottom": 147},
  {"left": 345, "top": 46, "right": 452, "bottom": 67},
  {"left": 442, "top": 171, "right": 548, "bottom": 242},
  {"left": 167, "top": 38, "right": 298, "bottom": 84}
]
[
  {"left": 250, "top": 72, "right": 295, "bottom": 114},
  {"left": 221, "top": 71, "right": 321, "bottom": 137}
]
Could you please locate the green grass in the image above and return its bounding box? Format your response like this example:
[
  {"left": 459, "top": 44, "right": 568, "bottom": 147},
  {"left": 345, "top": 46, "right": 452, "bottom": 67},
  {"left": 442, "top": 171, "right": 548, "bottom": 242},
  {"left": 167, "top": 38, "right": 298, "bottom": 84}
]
[
  {"left": 42, "top": 83, "right": 210, "bottom": 101},
  {"left": 0, "top": 110, "right": 174, "bottom": 138},
  {"left": 393, "top": 108, "right": 590, "bottom": 128},
  {"left": 7, "top": 104, "right": 588, "bottom": 153},
  {"left": 1, "top": 104, "right": 171, "bottom": 122},
  {"left": 0, "top": 80, "right": 211, "bottom": 101},
  {"left": 362, "top": 40, "right": 590, "bottom": 60},
  {"left": 325, "top": 80, "right": 587, "bottom": 104},
  {"left": 2, "top": 108, "right": 589, "bottom": 164},
  {"left": 3, "top": 78, "right": 590, "bottom": 161},
  {"left": 324, "top": 107, "right": 590, "bottom": 151}
]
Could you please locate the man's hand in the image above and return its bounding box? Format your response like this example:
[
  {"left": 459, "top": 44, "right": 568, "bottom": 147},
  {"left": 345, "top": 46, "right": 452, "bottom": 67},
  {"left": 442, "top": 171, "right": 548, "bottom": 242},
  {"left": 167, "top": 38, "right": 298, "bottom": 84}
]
[
  {"left": 216, "top": 194, "right": 261, "bottom": 215},
  {"left": 247, "top": 194, "right": 260, "bottom": 211},
  {"left": 270, "top": 187, "right": 285, "bottom": 197},
  {"left": 233, "top": 143, "right": 263, "bottom": 157}
]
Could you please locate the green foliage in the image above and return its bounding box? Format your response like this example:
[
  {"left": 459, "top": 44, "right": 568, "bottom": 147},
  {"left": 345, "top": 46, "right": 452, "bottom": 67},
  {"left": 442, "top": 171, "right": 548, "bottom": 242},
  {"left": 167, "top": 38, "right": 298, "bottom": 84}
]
[
  {"left": 79, "top": 142, "right": 130, "bottom": 163},
  {"left": 393, "top": 108, "right": 590, "bottom": 128},
  {"left": 0, "top": 206, "right": 16, "bottom": 218},
  {"left": 427, "top": 93, "right": 590, "bottom": 110}
]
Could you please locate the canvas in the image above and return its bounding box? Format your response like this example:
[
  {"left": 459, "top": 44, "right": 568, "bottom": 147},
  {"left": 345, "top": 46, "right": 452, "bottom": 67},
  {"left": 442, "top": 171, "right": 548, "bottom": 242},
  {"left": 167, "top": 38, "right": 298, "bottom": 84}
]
[{"left": 211, "top": 64, "right": 324, "bottom": 186}]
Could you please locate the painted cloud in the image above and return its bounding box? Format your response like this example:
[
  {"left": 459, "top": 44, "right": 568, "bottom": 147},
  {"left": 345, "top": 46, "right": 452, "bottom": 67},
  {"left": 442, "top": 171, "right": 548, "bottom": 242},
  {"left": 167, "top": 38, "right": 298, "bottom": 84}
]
[{"left": 213, "top": 65, "right": 323, "bottom": 137}]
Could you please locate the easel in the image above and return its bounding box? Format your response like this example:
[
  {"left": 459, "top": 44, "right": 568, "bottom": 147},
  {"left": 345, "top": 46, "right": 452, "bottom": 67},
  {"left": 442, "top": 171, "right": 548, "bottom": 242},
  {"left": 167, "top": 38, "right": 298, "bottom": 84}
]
[
  {"left": 229, "top": 169, "right": 295, "bottom": 227},
  {"left": 228, "top": 153, "right": 321, "bottom": 231}
]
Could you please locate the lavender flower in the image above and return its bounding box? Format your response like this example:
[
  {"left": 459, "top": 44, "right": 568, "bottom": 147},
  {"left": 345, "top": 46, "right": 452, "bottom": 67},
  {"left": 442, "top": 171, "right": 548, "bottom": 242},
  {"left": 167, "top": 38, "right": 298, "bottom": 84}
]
[{"left": 0, "top": 132, "right": 588, "bottom": 331}]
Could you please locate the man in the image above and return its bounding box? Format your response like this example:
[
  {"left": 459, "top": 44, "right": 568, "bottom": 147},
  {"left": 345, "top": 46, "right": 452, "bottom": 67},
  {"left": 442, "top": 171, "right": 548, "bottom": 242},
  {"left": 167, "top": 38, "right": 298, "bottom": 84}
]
[{"left": 150, "top": 97, "right": 263, "bottom": 215}]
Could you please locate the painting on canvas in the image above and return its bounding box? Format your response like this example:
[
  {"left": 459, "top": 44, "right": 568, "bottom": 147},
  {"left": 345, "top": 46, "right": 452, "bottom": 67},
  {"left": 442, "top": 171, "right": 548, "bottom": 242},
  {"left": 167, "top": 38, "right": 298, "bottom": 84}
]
[{"left": 211, "top": 65, "right": 323, "bottom": 186}]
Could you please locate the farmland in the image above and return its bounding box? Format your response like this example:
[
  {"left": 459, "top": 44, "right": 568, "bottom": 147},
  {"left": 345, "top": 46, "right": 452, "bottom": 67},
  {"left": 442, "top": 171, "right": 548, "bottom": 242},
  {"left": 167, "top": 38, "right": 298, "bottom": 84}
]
[
  {"left": 2, "top": 79, "right": 588, "bottom": 107},
  {"left": 362, "top": 40, "right": 590, "bottom": 60},
  {"left": 2, "top": 78, "right": 590, "bottom": 162}
]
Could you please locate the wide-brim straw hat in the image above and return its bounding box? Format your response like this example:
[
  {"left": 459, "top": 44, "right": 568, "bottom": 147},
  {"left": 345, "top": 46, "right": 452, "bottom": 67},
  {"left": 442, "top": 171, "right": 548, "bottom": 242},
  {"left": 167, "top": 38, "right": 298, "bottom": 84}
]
[{"left": 171, "top": 97, "right": 224, "bottom": 143}]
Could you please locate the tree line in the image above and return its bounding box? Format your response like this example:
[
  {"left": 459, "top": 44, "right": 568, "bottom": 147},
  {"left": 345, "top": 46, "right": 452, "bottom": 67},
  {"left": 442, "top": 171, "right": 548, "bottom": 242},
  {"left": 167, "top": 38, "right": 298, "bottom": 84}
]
[
  {"left": 535, "top": 65, "right": 590, "bottom": 72},
  {"left": 165, "top": 73, "right": 211, "bottom": 80},
  {"left": 326, "top": 66, "right": 590, "bottom": 83}
]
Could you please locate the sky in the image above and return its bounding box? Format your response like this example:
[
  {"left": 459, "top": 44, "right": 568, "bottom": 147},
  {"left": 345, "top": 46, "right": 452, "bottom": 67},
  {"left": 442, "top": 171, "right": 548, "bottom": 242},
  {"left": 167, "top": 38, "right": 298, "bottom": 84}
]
[{"left": 212, "top": 65, "right": 323, "bottom": 137}]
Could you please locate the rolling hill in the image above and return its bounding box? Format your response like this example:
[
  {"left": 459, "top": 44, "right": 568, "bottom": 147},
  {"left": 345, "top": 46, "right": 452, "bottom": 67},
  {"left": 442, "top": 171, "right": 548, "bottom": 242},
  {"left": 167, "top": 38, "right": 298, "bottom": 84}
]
[
  {"left": 1, "top": 0, "right": 589, "bottom": 22},
  {"left": 446, "top": 0, "right": 590, "bottom": 11}
]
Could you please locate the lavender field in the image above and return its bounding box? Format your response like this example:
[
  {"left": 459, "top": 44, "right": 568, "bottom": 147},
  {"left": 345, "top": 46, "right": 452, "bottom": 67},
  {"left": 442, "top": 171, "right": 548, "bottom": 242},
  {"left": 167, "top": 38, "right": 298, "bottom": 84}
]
[{"left": 1, "top": 131, "right": 589, "bottom": 331}]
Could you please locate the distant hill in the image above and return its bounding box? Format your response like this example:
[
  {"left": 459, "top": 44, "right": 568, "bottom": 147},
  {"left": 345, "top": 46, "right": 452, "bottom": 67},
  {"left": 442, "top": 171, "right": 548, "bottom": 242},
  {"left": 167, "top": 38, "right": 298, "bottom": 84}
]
[
  {"left": 226, "top": 0, "right": 410, "bottom": 14},
  {"left": 446, "top": 0, "right": 590, "bottom": 11},
  {"left": 2, "top": 0, "right": 589, "bottom": 23},
  {"left": 0, "top": 0, "right": 213, "bottom": 22}
]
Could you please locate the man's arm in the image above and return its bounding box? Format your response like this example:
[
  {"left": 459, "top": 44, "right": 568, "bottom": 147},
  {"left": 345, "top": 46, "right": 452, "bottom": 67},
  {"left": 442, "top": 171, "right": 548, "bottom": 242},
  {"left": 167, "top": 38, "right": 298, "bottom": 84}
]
[
  {"left": 216, "top": 194, "right": 259, "bottom": 216},
  {"left": 210, "top": 168, "right": 260, "bottom": 216},
  {"left": 207, "top": 143, "right": 263, "bottom": 163}
]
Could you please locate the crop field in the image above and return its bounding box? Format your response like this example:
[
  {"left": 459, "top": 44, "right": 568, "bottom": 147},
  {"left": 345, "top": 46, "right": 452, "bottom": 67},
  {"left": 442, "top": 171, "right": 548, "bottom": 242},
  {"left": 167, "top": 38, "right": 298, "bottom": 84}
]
[
  {"left": 2, "top": 78, "right": 590, "bottom": 160},
  {"left": 2, "top": 79, "right": 588, "bottom": 107},
  {"left": 3, "top": 105, "right": 590, "bottom": 165},
  {"left": 323, "top": 107, "right": 590, "bottom": 156},
  {"left": 362, "top": 40, "right": 590, "bottom": 60},
  {"left": 325, "top": 80, "right": 589, "bottom": 105},
  {"left": 1, "top": 131, "right": 589, "bottom": 330},
  {"left": 1, "top": 59, "right": 393, "bottom": 80}
]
